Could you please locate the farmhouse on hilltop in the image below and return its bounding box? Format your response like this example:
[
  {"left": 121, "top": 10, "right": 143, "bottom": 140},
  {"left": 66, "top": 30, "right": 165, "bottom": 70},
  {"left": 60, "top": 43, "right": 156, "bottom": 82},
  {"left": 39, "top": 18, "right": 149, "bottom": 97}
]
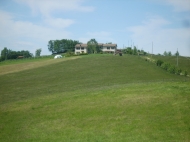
[{"left": 75, "top": 43, "right": 117, "bottom": 54}]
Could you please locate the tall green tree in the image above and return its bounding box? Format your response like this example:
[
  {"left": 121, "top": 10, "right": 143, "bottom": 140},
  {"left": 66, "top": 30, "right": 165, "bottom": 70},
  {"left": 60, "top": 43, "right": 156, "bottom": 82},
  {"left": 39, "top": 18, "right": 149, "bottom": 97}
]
[
  {"left": 87, "top": 39, "right": 99, "bottom": 54},
  {"left": 1, "top": 47, "right": 9, "bottom": 60},
  {"left": 163, "top": 51, "right": 168, "bottom": 56},
  {"left": 175, "top": 51, "right": 179, "bottom": 56},
  {"left": 164, "top": 51, "right": 172, "bottom": 56},
  {"left": 168, "top": 51, "right": 172, "bottom": 56},
  {"left": 48, "top": 40, "right": 54, "bottom": 54},
  {"left": 133, "top": 46, "right": 137, "bottom": 55},
  {"left": 126, "top": 47, "right": 133, "bottom": 54},
  {"left": 35, "top": 48, "right": 42, "bottom": 57}
]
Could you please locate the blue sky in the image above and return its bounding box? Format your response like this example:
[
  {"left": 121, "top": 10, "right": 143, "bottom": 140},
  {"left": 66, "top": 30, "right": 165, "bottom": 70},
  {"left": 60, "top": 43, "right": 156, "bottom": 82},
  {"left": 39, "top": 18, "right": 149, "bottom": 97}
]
[{"left": 0, "top": 0, "right": 190, "bottom": 56}]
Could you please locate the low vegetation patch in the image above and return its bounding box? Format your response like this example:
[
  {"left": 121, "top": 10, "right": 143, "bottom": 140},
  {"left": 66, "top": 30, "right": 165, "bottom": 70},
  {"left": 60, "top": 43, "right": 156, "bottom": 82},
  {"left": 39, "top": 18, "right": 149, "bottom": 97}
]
[
  {"left": 143, "top": 56, "right": 188, "bottom": 76},
  {"left": 153, "top": 55, "right": 190, "bottom": 73}
]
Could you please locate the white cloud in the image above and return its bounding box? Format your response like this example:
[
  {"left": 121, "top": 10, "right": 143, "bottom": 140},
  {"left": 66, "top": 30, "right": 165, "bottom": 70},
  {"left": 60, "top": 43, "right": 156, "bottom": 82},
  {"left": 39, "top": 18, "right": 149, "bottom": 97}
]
[
  {"left": 128, "top": 16, "right": 190, "bottom": 56},
  {"left": 0, "top": 15, "right": 71, "bottom": 40},
  {"left": 165, "top": 0, "right": 190, "bottom": 12},
  {"left": 15, "top": 0, "right": 94, "bottom": 17},
  {"left": 44, "top": 18, "right": 75, "bottom": 29},
  {"left": 0, "top": 10, "right": 72, "bottom": 55},
  {"left": 86, "top": 31, "right": 111, "bottom": 37},
  {"left": 0, "top": 0, "right": 95, "bottom": 55},
  {"left": 16, "top": 41, "right": 34, "bottom": 46},
  {"left": 78, "top": 31, "right": 115, "bottom": 43}
]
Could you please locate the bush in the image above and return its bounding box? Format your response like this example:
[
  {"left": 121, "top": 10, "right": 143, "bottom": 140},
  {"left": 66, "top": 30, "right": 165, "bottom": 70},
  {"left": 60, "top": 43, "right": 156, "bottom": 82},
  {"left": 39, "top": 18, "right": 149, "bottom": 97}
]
[
  {"left": 175, "top": 68, "right": 182, "bottom": 75},
  {"left": 0, "top": 56, "right": 5, "bottom": 62},
  {"left": 161, "top": 62, "right": 171, "bottom": 70},
  {"left": 184, "top": 70, "right": 188, "bottom": 76},
  {"left": 168, "top": 65, "right": 176, "bottom": 74},
  {"left": 65, "top": 52, "right": 75, "bottom": 57},
  {"left": 80, "top": 53, "right": 88, "bottom": 55},
  {"left": 156, "top": 60, "right": 164, "bottom": 66}
]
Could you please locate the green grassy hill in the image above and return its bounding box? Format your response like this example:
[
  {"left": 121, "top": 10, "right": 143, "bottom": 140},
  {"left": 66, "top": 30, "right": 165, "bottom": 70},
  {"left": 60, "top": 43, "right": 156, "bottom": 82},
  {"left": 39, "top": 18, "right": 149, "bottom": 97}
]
[
  {"left": 0, "top": 54, "right": 189, "bottom": 141},
  {"left": 0, "top": 55, "right": 185, "bottom": 104}
]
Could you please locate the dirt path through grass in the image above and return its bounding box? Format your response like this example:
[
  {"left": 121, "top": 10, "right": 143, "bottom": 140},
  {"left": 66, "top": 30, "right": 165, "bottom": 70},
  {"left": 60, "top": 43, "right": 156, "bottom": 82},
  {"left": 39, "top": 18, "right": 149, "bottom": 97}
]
[{"left": 0, "top": 56, "right": 81, "bottom": 75}]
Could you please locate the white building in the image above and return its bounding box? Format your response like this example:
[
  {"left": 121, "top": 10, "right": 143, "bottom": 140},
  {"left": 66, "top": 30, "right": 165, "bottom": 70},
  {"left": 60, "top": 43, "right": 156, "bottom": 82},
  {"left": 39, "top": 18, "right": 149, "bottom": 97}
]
[
  {"left": 100, "top": 44, "right": 117, "bottom": 53},
  {"left": 75, "top": 43, "right": 117, "bottom": 54},
  {"left": 75, "top": 44, "right": 88, "bottom": 54}
]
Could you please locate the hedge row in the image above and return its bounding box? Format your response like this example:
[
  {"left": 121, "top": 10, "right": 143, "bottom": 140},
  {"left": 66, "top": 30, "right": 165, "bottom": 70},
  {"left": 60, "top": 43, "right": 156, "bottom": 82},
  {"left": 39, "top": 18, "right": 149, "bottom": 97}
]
[{"left": 156, "top": 59, "right": 188, "bottom": 76}]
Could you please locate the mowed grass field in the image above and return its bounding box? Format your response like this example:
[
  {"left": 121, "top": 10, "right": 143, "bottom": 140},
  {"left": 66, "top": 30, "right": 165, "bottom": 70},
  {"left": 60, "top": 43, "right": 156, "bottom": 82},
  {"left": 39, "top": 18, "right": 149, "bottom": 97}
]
[{"left": 0, "top": 54, "right": 190, "bottom": 141}]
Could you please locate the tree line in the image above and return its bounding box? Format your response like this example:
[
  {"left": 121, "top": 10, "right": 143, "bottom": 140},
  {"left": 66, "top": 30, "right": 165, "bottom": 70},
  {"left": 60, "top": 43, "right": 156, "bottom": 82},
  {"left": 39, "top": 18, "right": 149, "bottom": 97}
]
[
  {"left": 0, "top": 47, "right": 43, "bottom": 62},
  {"left": 122, "top": 47, "right": 147, "bottom": 55},
  {"left": 163, "top": 51, "right": 179, "bottom": 56},
  {"left": 156, "top": 59, "right": 187, "bottom": 76},
  {"left": 0, "top": 47, "right": 33, "bottom": 61},
  {"left": 48, "top": 39, "right": 80, "bottom": 54}
]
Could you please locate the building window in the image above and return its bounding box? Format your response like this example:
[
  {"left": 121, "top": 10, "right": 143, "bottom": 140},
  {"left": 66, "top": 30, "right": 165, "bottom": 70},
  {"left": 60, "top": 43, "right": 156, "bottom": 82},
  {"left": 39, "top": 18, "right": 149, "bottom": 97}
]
[
  {"left": 81, "top": 47, "right": 84, "bottom": 50},
  {"left": 76, "top": 47, "right": 80, "bottom": 50},
  {"left": 111, "top": 47, "right": 115, "bottom": 49},
  {"left": 107, "top": 47, "right": 110, "bottom": 50}
]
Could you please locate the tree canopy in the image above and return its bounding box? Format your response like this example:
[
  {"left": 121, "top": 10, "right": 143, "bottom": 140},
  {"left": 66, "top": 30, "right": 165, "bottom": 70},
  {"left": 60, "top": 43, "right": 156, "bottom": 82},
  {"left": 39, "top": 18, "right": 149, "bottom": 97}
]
[
  {"left": 0, "top": 47, "right": 33, "bottom": 61},
  {"left": 35, "top": 48, "right": 42, "bottom": 57},
  {"left": 175, "top": 51, "right": 179, "bottom": 56},
  {"left": 122, "top": 46, "right": 147, "bottom": 55},
  {"left": 87, "top": 39, "right": 100, "bottom": 54},
  {"left": 48, "top": 39, "right": 80, "bottom": 54},
  {"left": 163, "top": 51, "right": 176, "bottom": 56}
]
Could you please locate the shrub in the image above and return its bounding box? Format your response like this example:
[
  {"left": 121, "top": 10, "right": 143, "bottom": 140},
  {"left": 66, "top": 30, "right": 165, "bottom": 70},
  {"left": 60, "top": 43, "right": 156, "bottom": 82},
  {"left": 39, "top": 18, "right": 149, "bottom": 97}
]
[
  {"left": 80, "top": 53, "right": 88, "bottom": 55},
  {"left": 65, "top": 52, "right": 75, "bottom": 57},
  {"left": 184, "top": 70, "right": 188, "bottom": 76},
  {"left": 0, "top": 56, "right": 5, "bottom": 62},
  {"left": 161, "top": 62, "right": 171, "bottom": 70},
  {"left": 175, "top": 68, "right": 182, "bottom": 75},
  {"left": 156, "top": 60, "right": 164, "bottom": 66},
  {"left": 168, "top": 65, "right": 176, "bottom": 74}
]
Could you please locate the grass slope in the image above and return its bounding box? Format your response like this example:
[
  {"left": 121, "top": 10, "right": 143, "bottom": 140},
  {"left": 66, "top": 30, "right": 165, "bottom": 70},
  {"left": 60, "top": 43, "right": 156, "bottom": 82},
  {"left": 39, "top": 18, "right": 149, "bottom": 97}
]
[
  {"left": 0, "top": 55, "right": 186, "bottom": 104},
  {"left": 0, "top": 54, "right": 189, "bottom": 141},
  {"left": 0, "top": 56, "right": 81, "bottom": 75}
]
